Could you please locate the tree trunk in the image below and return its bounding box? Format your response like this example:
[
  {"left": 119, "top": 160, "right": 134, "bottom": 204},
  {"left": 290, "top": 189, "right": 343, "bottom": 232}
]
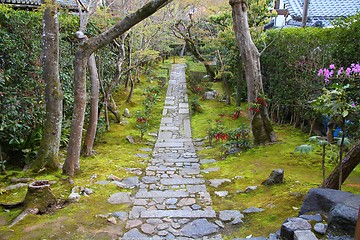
[
  {"left": 82, "top": 54, "right": 99, "bottom": 157},
  {"left": 63, "top": 0, "right": 173, "bottom": 176},
  {"left": 327, "top": 120, "right": 335, "bottom": 143},
  {"left": 126, "top": 75, "right": 135, "bottom": 103},
  {"left": 108, "top": 96, "right": 121, "bottom": 122},
  {"left": 229, "top": 0, "right": 276, "bottom": 145},
  {"left": 322, "top": 140, "right": 360, "bottom": 189},
  {"left": 33, "top": 0, "right": 62, "bottom": 172},
  {"left": 236, "top": 60, "right": 243, "bottom": 107}
]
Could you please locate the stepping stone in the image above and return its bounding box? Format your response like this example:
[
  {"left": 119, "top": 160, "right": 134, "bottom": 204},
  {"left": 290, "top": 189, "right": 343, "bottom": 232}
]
[
  {"left": 112, "top": 211, "right": 128, "bottom": 220},
  {"left": 209, "top": 179, "right": 231, "bottom": 188},
  {"left": 108, "top": 192, "right": 132, "bottom": 204},
  {"left": 219, "top": 210, "right": 244, "bottom": 223},
  {"left": 135, "top": 190, "right": 189, "bottom": 199},
  {"left": 122, "top": 228, "right": 148, "bottom": 240},
  {"left": 201, "top": 168, "right": 221, "bottom": 173},
  {"left": 141, "top": 223, "right": 156, "bottom": 234},
  {"left": 140, "top": 209, "right": 216, "bottom": 218},
  {"left": 117, "top": 176, "right": 139, "bottom": 189},
  {"left": 136, "top": 153, "right": 150, "bottom": 158},
  {"left": 180, "top": 219, "right": 219, "bottom": 238},
  {"left": 214, "top": 191, "right": 228, "bottom": 197},
  {"left": 160, "top": 178, "right": 204, "bottom": 185},
  {"left": 141, "top": 176, "right": 160, "bottom": 184},
  {"left": 125, "top": 219, "right": 142, "bottom": 229},
  {"left": 200, "top": 159, "right": 217, "bottom": 164},
  {"left": 177, "top": 198, "right": 196, "bottom": 207},
  {"left": 243, "top": 207, "right": 265, "bottom": 213}
]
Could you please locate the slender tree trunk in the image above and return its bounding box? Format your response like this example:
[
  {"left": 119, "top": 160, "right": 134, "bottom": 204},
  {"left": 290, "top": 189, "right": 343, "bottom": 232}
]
[
  {"left": 322, "top": 140, "right": 360, "bottom": 189},
  {"left": 33, "top": 0, "right": 62, "bottom": 172},
  {"left": 63, "top": 0, "right": 173, "bottom": 176},
  {"left": 108, "top": 96, "right": 121, "bottom": 123},
  {"left": 82, "top": 54, "right": 99, "bottom": 156},
  {"left": 327, "top": 120, "right": 335, "bottom": 143},
  {"left": 180, "top": 42, "right": 186, "bottom": 57},
  {"left": 229, "top": 0, "right": 276, "bottom": 145},
  {"left": 126, "top": 74, "right": 134, "bottom": 103}
]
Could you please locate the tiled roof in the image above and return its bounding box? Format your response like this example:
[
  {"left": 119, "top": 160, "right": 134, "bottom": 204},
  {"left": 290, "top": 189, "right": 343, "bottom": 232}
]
[
  {"left": 284, "top": 0, "right": 360, "bottom": 20},
  {"left": 0, "top": 0, "right": 83, "bottom": 9}
]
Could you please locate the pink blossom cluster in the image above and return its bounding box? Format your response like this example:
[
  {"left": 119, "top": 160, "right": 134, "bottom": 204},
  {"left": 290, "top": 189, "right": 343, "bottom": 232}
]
[{"left": 317, "top": 63, "right": 360, "bottom": 83}]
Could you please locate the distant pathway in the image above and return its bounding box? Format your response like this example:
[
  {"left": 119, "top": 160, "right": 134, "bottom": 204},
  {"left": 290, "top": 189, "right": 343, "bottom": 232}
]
[{"left": 121, "top": 64, "right": 222, "bottom": 239}]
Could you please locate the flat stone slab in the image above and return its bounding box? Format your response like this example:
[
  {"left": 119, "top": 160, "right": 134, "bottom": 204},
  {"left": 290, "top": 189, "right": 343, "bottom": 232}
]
[
  {"left": 122, "top": 228, "right": 149, "bottom": 240},
  {"left": 141, "top": 176, "right": 160, "bottom": 184},
  {"left": 181, "top": 219, "right": 219, "bottom": 238},
  {"left": 140, "top": 209, "right": 216, "bottom": 218},
  {"left": 294, "top": 230, "right": 318, "bottom": 240},
  {"left": 135, "top": 190, "right": 189, "bottom": 199},
  {"left": 166, "top": 158, "right": 198, "bottom": 163},
  {"left": 187, "top": 185, "right": 207, "bottom": 193},
  {"left": 209, "top": 179, "right": 231, "bottom": 188},
  {"left": 201, "top": 168, "right": 221, "bottom": 173},
  {"left": 243, "top": 207, "right": 265, "bottom": 213},
  {"left": 200, "top": 159, "right": 217, "bottom": 164},
  {"left": 108, "top": 192, "right": 132, "bottom": 204},
  {"left": 214, "top": 191, "right": 228, "bottom": 197},
  {"left": 219, "top": 210, "right": 244, "bottom": 222},
  {"left": 161, "top": 178, "right": 205, "bottom": 185}
]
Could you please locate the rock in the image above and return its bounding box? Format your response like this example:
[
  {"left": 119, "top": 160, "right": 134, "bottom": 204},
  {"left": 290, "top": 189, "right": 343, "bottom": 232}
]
[
  {"left": 165, "top": 198, "right": 178, "bottom": 205},
  {"left": 203, "top": 90, "right": 217, "bottom": 100},
  {"left": 108, "top": 192, "right": 132, "bottom": 204},
  {"left": 126, "top": 136, "right": 136, "bottom": 144},
  {"left": 141, "top": 223, "right": 156, "bottom": 234},
  {"left": 314, "top": 223, "right": 327, "bottom": 235},
  {"left": 298, "top": 214, "right": 322, "bottom": 222},
  {"left": 123, "top": 108, "right": 131, "bottom": 118},
  {"left": 299, "top": 188, "right": 360, "bottom": 235},
  {"left": 201, "top": 168, "right": 221, "bottom": 173},
  {"left": 119, "top": 176, "right": 139, "bottom": 189},
  {"left": 122, "top": 228, "right": 148, "bottom": 240},
  {"left": 243, "top": 207, "right": 264, "bottom": 214},
  {"left": 5, "top": 183, "right": 28, "bottom": 191},
  {"left": 293, "top": 230, "right": 318, "bottom": 240},
  {"left": 215, "top": 220, "right": 224, "bottom": 228},
  {"left": 299, "top": 188, "right": 360, "bottom": 215},
  {"left": 245, "top": 186, "right": 258, "bottom": 193},
  {"left": 200, "top": 159, "right": 217, "bottom": 164},
  {"left": 191, "top": 204, "right": 202, "bottom": 210},
  {"left": 219, "top": 210, "right": 244, "bottom": 223},
  {"left": 107, "top": 216, "right": 117, "bottom": 224},
  {"left": 107, "top": 174, "right": 122, "bottom": 182},
  {"left": 262, "top": 169, "right": 284, "bottom": 185},
  {"left": 214, "top": 191, "right": 228, "bottom": 197},
  {"left": 82, "top": 188, "right": 94, "bottom": 195},
  {"left": 280, "top": 217, "right": 312, "bottom": 240},
  {"left": 142, "top": 176, "right": 159, "bottom": 184},
  {"left": 112, "top": 211, "right": 128, "bottom": 220},
  {"left": 209, "top": 179, "right": 231, "bottom": 188},
  {"left": 68, "top": 192, "right": 81, "bottom": 202},
  {"left": 177, "top": 198, "right": 196, "bottom": 207},
  {"left": 125, "top": 219, "right": 142, "bottom": 229},
  {"left": 181, "top": 219, "right": 219, "bottom": 238},
  {"left": 329, "top": 203, "right": 358, "bottom": 234}
]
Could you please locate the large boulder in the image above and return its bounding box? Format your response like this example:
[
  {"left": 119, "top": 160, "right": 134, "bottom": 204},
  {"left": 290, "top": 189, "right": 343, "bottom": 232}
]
[
  {"left": 262, "top": 169, "right": 284, "bottom": 185},
  {"left": 299, "top": 188, "right": 360, "bottom": 235}
]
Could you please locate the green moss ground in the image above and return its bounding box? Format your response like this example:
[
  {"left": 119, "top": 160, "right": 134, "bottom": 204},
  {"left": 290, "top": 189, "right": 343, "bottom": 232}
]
[
  {"left": 189, "top": 77, "right": 360, "bottom": 238},
  {"left": 0, "top": 58, "right": 359, "bottom": 239}
]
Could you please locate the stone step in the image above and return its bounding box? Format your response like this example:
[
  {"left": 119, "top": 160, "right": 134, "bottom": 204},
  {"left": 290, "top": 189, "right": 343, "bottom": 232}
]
[
  {"left": 135, "top": 190, "right": 189, "bottom": 199},
  {"left": 140, "top": 209, "right": 216, "bottom": 218},
  {"left": 160, "top": 178, "right": 205, "bottom": 185}
]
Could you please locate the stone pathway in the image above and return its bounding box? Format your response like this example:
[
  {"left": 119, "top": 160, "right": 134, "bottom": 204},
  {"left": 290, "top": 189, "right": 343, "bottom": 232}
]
[{"left": 121, "top": 64, "right": 222, "bottom": 239}]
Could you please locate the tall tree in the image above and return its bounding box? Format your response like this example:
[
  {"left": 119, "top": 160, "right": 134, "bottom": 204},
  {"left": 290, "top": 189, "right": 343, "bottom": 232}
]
[
  {"left": 32, "top": 0, "right": 63, "bottom": 171},
  {"left": 63, "top": 0, "right": 173, "bottom": 176},
  {"left": 75, "top": 0, "right": 101, "bottom": 157},
  {"left": 229, "top": 0, "right": 277, "bottom": 145}
]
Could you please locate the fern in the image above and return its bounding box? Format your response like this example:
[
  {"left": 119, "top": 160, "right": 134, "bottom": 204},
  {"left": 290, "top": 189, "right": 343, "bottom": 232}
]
[{"left": 295, "top": 144, "right": 314, "bottom": 154}]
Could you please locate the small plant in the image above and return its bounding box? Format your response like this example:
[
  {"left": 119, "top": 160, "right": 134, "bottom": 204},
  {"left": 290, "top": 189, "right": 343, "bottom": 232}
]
[
  {"left": 190, "top": 97, "right": 203, "bottom": 114},
  {"left": 135, "top": 111, "right": 150, "bottom": 141}
]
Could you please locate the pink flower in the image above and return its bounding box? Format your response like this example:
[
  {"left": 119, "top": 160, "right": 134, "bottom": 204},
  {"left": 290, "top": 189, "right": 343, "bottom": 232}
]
[
  {"left": 337, "top": 67, "right": 344, "bottom": 75},
  {"left": 329, "top": 64, "right": 335, "bottom": 69},
  {"left": 317, "top": 69, "right": 323, "bottom": 76},
  {"left": 346, "top": 68, "right": 352, "bottom": 76}
]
